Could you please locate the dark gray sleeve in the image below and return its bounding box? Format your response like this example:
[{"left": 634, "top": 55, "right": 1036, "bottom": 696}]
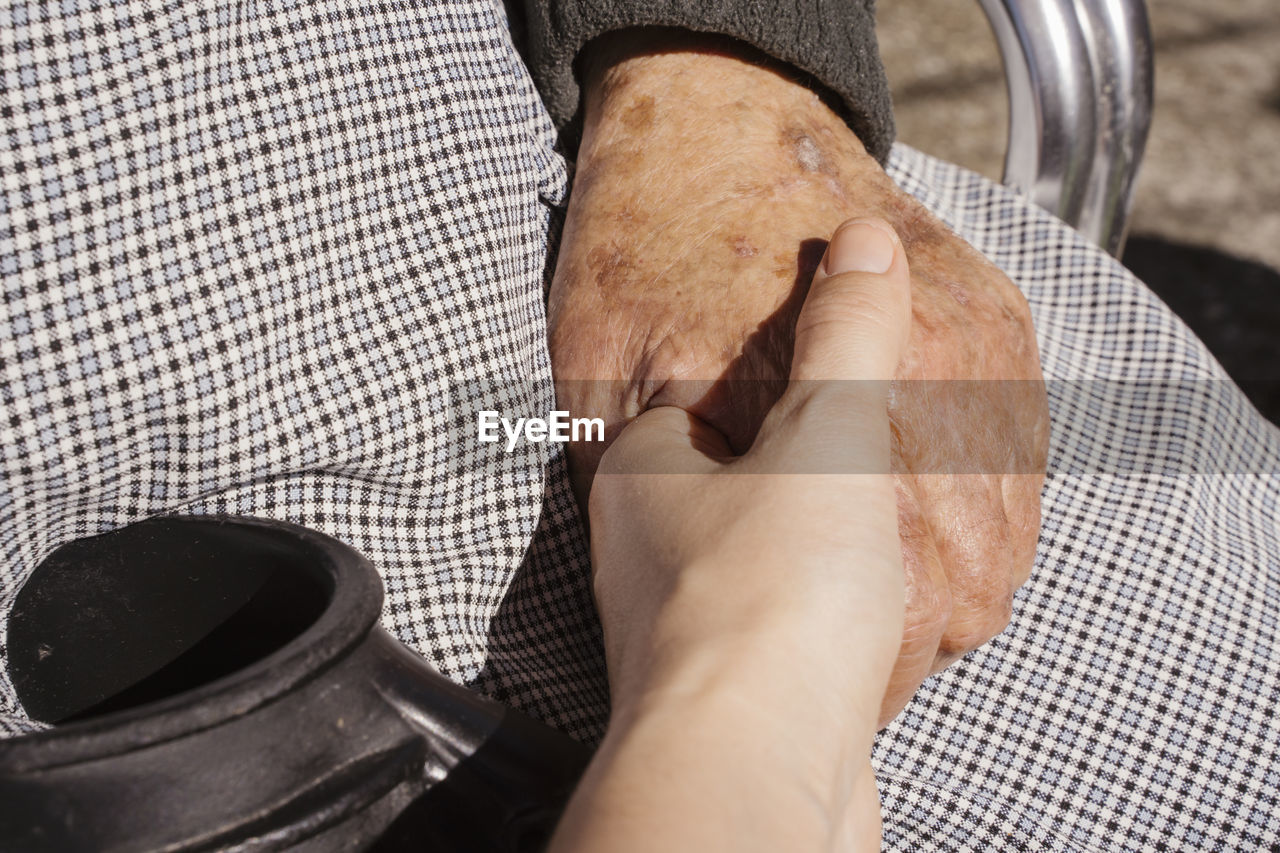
[{"left": 518, "top": 0, "right": 895, "bottom": 164}]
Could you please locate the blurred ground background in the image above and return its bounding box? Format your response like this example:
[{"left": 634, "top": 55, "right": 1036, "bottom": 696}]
[{"left": 877, "top": 0, "right": 1280, "bottom": 422}]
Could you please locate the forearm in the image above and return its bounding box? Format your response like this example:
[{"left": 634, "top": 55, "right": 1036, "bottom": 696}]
[
  {"left": 551, "top": 693, "right": 872, "bottom": 853},
  {"left": 549, "top": 605, "right": 886, "bottom": 852}
]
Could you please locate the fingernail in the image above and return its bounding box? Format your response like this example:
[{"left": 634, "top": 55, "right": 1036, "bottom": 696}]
[{"left": 823, "top": 220, "right": 897, "bottom": 275}]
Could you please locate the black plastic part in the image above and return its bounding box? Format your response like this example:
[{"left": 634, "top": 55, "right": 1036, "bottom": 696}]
[
  {"left": 0, "top": 517, "right": 591, "bottom": 852},
  {"left": 9, "top": 519, "right": 332, "bottom": 724}
]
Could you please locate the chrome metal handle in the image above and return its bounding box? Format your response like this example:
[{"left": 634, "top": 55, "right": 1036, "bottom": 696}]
[{"left": 978, "top": 0, "right": 1154, "bottom": 256}]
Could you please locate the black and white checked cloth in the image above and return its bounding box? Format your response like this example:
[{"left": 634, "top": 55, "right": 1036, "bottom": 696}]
[{"left": 1, "top": 2, "right": 1276, "bottom": 850}]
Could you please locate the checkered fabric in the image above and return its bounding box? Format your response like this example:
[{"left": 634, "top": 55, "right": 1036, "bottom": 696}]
[
  {"left": 875, "top": 147, "right": 1280, "bottom": 852},
  {"left": 0, "top": 0, "right": 600, "bottom": 736},
  {"left": 1, "top": 2, "right": 1276, "bottom": 851}
]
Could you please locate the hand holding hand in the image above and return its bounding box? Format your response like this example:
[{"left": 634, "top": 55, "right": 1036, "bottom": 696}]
[{"left": 550, "top": 32, "right": 1049, "bottom": 723}]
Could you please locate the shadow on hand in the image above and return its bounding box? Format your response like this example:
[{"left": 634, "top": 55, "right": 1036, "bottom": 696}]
[{"left": 652, "top": 237, "right": 828, "bottom": 455}]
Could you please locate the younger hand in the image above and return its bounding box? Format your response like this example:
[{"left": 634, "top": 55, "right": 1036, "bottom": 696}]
[{"left": 551, "top": 220, "right": 911, "bottom": 853}]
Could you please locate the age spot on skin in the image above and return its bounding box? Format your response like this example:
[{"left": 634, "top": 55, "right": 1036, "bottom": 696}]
[
  {"left": 622, "top": 95, "right": 656, "bottom": 130},
  {"left": 770, "top": 252, "right": 795, "bottom": 281},
  {"left": 731, "top": 236, "right": 758, "bottom": 257},
  {"left": 599, "top": 68, "right": 635, "bottom": 102},
  {"left": 587, "top": 244, "right": 636, "bottom": 289},
  {"left": 783, "top": 128, "right": 833, "bottom": 175}
]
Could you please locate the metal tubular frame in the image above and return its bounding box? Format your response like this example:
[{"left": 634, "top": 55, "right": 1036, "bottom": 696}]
[{"left": 977, "top": 0, "right": 1155, "bottom": 256}]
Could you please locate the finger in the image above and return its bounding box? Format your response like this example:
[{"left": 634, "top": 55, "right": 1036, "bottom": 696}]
[
  {"left": 878, "top": 476, "right": 951, "bottom": 726},
  {"left": 1005, "top": 382, "right": 1050, "bottom": 587},
  {"left": 595, "top": 406, "right": 729, "bottom": 479},
  {"left": 1002, "top": 472, "right": 1043, "bottom": 588},
  {"left": 917, "top": 473, "right": 1016, "bottom": 657},
  {"left": 789, "top": 218, "right": 911, "bottom": 385},
  {"left": 759, "top": 219, "right": 911, "bottom": 468}
]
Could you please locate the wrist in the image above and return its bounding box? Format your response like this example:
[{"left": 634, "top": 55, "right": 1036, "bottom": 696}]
[
  {"left": 581, "top": 28, "right": 833, "bottom": 117},
  {"left": 562, "top": 664, "right": 877, "bottom": 852},
  {"left": 605, "top": 567, "right": 898, "bottom": 745},
  {"left": 600, "top": 622, "right": 886, "bottom": 842},
  {"left": 577, "top": 29, "right": 876, "bottom": 187},
  {"left": 551, "top": 29, "right": 888, "bottom": 360}
]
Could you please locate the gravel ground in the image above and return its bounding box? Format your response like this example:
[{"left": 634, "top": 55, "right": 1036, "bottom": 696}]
[{"left": 877, "top": 0, "right": 1280, "bottom": 422}]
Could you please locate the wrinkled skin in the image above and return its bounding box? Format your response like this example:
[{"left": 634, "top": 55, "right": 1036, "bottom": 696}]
[{"left": 549, "top": 33, "right": 1050, "bottom": 724}]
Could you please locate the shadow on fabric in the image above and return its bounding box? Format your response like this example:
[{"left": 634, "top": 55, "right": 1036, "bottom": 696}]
[{"left": 1123, "top": 235, "right": 1280, "bottom": 425}]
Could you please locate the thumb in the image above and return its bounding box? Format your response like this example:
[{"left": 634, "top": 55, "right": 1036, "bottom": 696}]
[
  {"left": 750, "top": 218, "right": 911, "bottom": 470},
  {"left": 595, "top": 406, "right": 731, "bottom": 478},
  {"left": 790, "top": 218, "right": 911, "bottom": 384}
]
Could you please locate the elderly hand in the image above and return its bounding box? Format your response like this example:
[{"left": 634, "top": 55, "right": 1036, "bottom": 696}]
[{"left": 549, "top": 31, "right": 1049, "bottom": 724}]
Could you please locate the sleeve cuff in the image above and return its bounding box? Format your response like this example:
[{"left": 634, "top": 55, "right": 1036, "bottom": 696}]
[{"left": 520, "top": 0, "right": 895, "bottom": 164}]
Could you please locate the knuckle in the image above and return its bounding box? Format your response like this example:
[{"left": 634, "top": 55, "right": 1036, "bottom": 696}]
[
  {"left": 938, "top": 587, "right": 1013, "bottom": 654},
  {"left": 902, "top": 571, "right": 952, "bottom": 646}
]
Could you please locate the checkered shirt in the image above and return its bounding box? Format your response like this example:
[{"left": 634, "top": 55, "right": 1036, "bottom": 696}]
[{"left": 1, "top": 1, "right": 1276, "bottom": 850}]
